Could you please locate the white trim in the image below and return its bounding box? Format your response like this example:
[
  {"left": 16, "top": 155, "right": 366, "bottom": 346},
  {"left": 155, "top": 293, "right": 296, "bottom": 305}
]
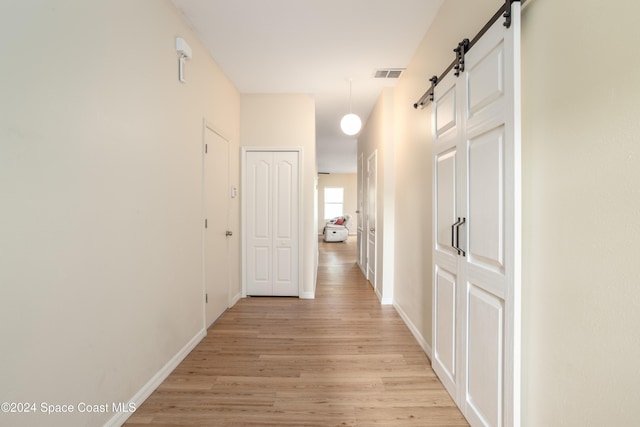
[
  {"left": 393, "top": 301, "right": 433, "bottom": 360},
  {"left": 510, "top": 4, "right": 522, "bottom": 425},
  {"left": 229, "top": 291, "right": 242, "bottom": 307},
  {"left": 241, "top": 146, "right": 304, "bottom": 298},
  {"left": 104, "top": 328, "right": 206, "bottom": 427},
  {"left": 201, "top": 119, "right": 208, "bottom": 330},
  {"left": 299, "top": 292, "right": 315, "bottom": 299},
  {"left": 380, "top": 297, "right": 393, "bottom": 305}
]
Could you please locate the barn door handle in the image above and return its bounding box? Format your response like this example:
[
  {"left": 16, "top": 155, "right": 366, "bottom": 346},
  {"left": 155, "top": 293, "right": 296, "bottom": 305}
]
[
  {"left": 451, "top": 218, "right": 463, "bottom": 255},
  {"left": 225, "top": 231, "right": 233, "bottom": 236},
  {"left": 455, "top": 217, "right": 466, "bottom": 257}
]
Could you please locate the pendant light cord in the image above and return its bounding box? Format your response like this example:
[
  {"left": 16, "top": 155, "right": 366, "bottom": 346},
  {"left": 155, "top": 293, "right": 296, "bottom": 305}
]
[{"left": 349, "top": 79, "right": 353, "bottom": 113}]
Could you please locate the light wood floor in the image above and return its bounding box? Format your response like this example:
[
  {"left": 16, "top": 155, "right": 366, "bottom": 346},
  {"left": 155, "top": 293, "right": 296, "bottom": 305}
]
[{"left": 125, "top": 236, "right": 468, "bottom": 426}]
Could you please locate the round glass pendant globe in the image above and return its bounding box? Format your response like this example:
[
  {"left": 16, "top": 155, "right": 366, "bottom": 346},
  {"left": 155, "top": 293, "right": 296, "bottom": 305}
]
[{"left": 340, "top": 113, "right": 362, "bottom": 136}]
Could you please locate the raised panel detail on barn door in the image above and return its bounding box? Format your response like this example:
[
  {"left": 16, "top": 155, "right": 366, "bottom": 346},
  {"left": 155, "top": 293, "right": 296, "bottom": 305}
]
[
  {"left": 466, "top": 284, "right": 504, "bottom": 427},
  {"left": 244, "top": 150, "right": 299, "bottom": 297},
  {"left": 431, "top": 3, "right": 520, "bottom": 427},
  {"left": 468, "top": 126, "right": 505, "bottom": 274}
]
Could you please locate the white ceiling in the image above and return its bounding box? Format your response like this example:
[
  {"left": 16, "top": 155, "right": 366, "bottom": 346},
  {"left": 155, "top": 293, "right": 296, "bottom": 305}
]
[{"left": 172, "top": 0, "right": 443, "bottom": 173}]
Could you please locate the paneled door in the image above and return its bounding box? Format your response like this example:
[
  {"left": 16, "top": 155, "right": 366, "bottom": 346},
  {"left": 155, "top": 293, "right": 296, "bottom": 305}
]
[
  {"left": 244, "top": 150, "right": 300, "bottom": 296},
  {"left": 357, "top": 153, "right": 365, "bottom": 272},
  {"left": 366, "top": 151, "right": 377, "bottom": 290},
  {"left": 204, "top": 126, "right": 230, "bottom": 327},
  {"left": 432, "top": 69, "right": 463, "bottom": 400},
  {"left": 432, "top": 3, "right": 521, "bottom": 426}
]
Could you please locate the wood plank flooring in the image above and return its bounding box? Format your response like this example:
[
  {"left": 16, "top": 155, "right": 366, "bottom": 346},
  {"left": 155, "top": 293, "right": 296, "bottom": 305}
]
[{"left": 125, "top": 237, "right": 468, "bottom": 426}]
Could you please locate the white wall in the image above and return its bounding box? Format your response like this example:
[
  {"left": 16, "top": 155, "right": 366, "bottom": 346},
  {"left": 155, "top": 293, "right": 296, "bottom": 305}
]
[
  {"left": 0, "top": 1, "right": 240, "bottom": 426},
  {"left": 317, "top": 173, "right": 358, "bottom": 233},
  {"left": 240, "top": 94, "right": 317, "bottom": 298},
  {"left": 366, "top": 0, "right": 640, "bottom": 424}
]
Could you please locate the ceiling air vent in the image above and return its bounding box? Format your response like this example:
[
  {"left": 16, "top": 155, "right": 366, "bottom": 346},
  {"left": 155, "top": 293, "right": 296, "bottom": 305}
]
[{"left": 373, "top": 68, "right": 404, "bottom": 79}]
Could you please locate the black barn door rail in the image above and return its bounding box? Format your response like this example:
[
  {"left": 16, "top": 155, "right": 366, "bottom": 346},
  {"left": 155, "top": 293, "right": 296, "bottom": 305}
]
[{"left": 413, "top": 0, "right": 522, "bottom": 110}]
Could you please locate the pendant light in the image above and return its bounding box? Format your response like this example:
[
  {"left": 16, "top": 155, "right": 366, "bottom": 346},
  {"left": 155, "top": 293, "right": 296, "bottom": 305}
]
[{"left": 340, "top": 79, "right": 362, "bottom": 136}]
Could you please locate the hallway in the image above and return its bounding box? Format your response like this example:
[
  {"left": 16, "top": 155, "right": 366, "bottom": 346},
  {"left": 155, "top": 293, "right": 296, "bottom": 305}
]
[{"left": 126, "top": 237, "right": 467, "bottom": 426}]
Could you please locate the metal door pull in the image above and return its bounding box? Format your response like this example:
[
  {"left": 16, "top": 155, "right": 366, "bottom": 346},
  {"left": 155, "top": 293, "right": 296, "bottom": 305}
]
[
  {"left": 451, "top": 218, "right": 463, "bottom": 255},
  {"left": 454, "top": 217, "right": 466, "bottom": 257}
]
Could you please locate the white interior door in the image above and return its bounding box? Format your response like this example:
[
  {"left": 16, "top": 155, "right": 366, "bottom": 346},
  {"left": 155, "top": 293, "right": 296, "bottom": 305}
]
[
  {"left": 366, "top": 151, "right": 377, "bottom": 288},
  {"left": 432, "top": 69, "right": 463, "bottom": 399},
  {"left": 245, "top": 150, "right": 299, "bottom": 296},
  {"left": 357, "top": 153, "right": 365, "bottom": 270},
  {"left": 431, "top": 4, "right": 520, "bottom": 427},
  {"left": 462, "top": 8, "right": 520, "bottom": 426},
  {"left": 204, "top": 126, "right": 230, "bottom": 327}
]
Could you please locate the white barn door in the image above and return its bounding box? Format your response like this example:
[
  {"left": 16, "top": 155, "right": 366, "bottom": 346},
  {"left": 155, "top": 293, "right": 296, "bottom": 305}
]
[
  {"left": 432, "top": 4, "right": 520, "bottom": 426},
  {"left": 432, "top": 69, "right": 463, "bottom": 400},
  {"left": 244, "top": 150, "right": 300, "bottom": 296}
]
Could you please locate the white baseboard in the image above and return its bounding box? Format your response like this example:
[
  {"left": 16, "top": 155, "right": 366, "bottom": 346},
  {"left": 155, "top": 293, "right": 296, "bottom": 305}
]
[
  {"left": 393, "top": 302, "right": 433, "bottom": 361},
  {"left": 104, "top": 328, "right": 207, "bottom": 427},
  {"left": 300, "top": 292, "right": 315, "bottom": 299},
  {"left": 229, "top": 292, "right": 241, "bottom": 307},
  {"left": 380, "top": 297, "right": 393, "bottom": 305}
]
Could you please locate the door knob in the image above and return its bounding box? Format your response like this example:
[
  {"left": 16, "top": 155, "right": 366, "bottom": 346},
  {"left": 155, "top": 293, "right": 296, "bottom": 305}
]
[{"left": 225, "top": 231, "right": 233, "bottom": 236}]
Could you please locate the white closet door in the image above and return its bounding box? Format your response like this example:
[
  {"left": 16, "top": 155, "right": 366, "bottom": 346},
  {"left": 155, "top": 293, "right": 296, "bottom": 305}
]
[
  {"left": 245, "top": 151, "right": 299, "bottom": 296},
  {"left": 462, "top": 5, "right": 520, "bottom": 426},
  {"left": 271, "top": 152, "right": 299, "bottom": 296},
  {"left": 246, "top": 152, "right": 272, "bottom": 295},
  {"left": 432, "top": 70, "right": 463, "bottom": 399},
  {"left": 358, "top": 153, "right": 365, "bottom": 270},
  {"left": 366, "top": 151, "right": 377, "bottom": 288},
  {"left": 431, "top": 4, "right": 520, "bottom": 427}
]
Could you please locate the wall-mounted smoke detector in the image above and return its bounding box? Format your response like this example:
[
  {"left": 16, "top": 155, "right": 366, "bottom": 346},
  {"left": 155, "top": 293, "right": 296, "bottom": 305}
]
[{"left": 373, "top": 68, "right": 405, "bottom": 79}]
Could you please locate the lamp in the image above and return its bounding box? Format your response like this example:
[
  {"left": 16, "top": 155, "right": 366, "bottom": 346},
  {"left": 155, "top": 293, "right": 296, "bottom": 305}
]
[{"left": 340, "top": 79, "right": 362, "bottom": 136}]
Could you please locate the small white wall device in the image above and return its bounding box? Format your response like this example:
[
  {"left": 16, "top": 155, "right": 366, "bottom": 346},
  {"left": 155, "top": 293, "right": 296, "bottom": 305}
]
[{"left": 176, "top": 37, "right": 192, "bottom": 83}]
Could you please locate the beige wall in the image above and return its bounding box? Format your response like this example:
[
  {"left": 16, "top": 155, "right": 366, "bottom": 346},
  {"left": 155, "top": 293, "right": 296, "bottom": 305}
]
[
  {"left": 317, "top": 174, "right": 358, "bottom": 233},
  {"left": 521, "top": 0, "right": 640, "bottom": 424},
  {"left": 366, "top": 0, "right": 640, "bottom": 424},
  {"left": 0, "top": 1, "right": 240, "bottom": 426},
  {"left": 358, "top": 87, "right": 395, "bottom": 303},
  {"left": 240, "top": 94, "right": 317, "bottom": 299}
]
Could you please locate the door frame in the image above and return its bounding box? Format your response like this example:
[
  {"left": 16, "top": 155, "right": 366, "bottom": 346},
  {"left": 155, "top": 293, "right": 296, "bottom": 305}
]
[
  {"left": 240, "top": 146, "right": 304, "bottom": 298},
  {"left": 202, "top": 120, "right": 232, "bottom": 329}
]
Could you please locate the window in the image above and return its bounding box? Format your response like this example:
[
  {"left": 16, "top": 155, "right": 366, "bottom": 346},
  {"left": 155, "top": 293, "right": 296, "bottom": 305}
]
[{"left": 324, "top": 187, "right": 344, "bottom": 219}]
